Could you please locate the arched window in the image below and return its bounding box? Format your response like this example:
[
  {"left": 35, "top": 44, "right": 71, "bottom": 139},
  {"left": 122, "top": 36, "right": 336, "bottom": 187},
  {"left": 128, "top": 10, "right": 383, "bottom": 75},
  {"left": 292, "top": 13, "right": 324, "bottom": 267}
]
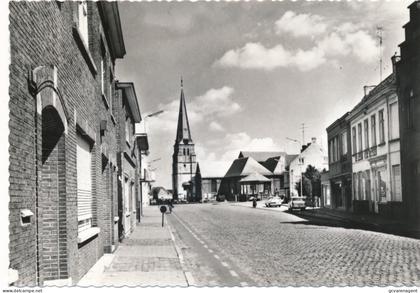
[
  {"left": 187, "top": 149, "right": 189, "bottom": 156},
  {"left": 183, "top": 149, "right": 186, "bottom": 156}
]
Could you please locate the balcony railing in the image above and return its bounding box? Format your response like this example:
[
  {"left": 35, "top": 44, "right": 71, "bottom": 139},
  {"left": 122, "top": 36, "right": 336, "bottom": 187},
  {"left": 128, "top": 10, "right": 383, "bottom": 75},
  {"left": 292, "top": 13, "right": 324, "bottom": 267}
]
[
  {"left": 369, "top": 146, "right": 377, "bottom": 157},
  {"left": 363, "top": 149, "right": 370, "bottom": 159},
  {"left": 356, "top": 152, "right": 363, "bottom": 161}
]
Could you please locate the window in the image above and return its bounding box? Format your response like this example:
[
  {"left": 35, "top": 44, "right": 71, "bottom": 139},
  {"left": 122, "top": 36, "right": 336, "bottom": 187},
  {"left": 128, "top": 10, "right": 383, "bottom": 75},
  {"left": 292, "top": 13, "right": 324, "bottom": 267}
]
[
  {"left": 341, "top": 132, "right": 347, "bottom": 155},
  {"left": 124, "top": 177, "right": 130, "bottom": 215},
  {"left": 183, "top": 149, "right": 186, "bottom": 156},
  {"left": 78, "top": 2, "right": 88, "bottom": 45},
  {"left": 109, "top": 71, "right": 113, "bottom": 113},
  {"left": 389, "top": 102, "right": 399, "bottom": 140},
  {"left": 371, "top": 114, "right": 376, "bottom": 146},
  {"left": 379, "top": 109, "right": 385, "bottom": 144},
  {"left": 364, "top": 119, "right": 369, "bottom": 150},
  {"left": 328, "top": 140, "right": 332, "bottom": 163},
  {"left": 77, "top": 133, "right": 93, "bottom": 233},
  {"left": 125, "top": 118, "right": 130, "bottom": 143},
  {"left": 187, "top": 149, "right": 190, "bottom": 156},
  {"left": 408, "top": 90, "right": 415, "bottom": 129},
  {"left": 357, "top": 123, "right": 362, "bottom": 153},
  {"left": 392, "top": 165, "right": 402, "bottom": 201},
  {"left": 352, "top": 127, "right": 357, "bottom": 155},
  {"left": 100, "top": 43, "right": 105, "bottom": 96}
]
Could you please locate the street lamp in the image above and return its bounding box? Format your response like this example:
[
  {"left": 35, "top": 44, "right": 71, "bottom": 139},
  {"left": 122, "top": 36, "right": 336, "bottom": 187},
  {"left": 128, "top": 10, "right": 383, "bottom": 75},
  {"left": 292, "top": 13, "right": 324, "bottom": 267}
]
[
  {"left": 143, "top": 110, "right": 165, "bottom": 133},
  {"left": 286, "top": 137, "right": 304, "bottom": 198}
]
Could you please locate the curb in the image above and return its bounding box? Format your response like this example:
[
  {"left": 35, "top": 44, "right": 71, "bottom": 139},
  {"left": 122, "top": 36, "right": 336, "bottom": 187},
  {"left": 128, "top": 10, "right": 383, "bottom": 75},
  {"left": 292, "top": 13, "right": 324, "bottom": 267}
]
[{"left": 166, "top": 215, "right": 196, "bottom": 287}]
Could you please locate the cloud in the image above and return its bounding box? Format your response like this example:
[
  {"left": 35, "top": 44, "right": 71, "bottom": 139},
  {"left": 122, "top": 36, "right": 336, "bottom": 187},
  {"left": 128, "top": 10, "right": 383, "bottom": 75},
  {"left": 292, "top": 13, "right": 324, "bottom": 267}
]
[
  {"left": 209, "top": 121, "right": 224, "bottom": 132},
  {"left": 215, "top": 43, "right": 292, "bottom": 71},
  {"left": 220, "top": 132, "right": 282, "bottom": 162},
  {"left": 215, "top": 42, "right": 327, "bottom": 72},
  {"left": 275, "top": 11, "right": 327, "bottom": 38},
  {"left": 147, "top": 86, "right": 241, "bottom": 135},
  {"left": 215, "top": 12, "right": 379, "bottom": 71}
]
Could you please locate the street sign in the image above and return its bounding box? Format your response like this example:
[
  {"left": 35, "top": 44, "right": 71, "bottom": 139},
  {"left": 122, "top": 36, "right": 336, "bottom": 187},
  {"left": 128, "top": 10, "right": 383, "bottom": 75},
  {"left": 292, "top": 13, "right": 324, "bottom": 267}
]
[{"left": 160, "top": 205, "right": 167, "bottom": 227}]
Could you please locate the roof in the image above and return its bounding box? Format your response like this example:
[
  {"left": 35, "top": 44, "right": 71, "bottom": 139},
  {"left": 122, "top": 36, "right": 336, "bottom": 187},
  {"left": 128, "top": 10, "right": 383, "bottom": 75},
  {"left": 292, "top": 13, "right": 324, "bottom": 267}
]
[
  {"left": 175, "top": 80, "right": 192, "bottom": 144},
  {"left": 285, "top": 154, "right": 299, "bottom": 166},
  {"left": 239, "top": 172, "right": 271, "bottom": 183},
  {"left": 97, "top": 2, "right": 126, "bottom": 59},
  {"left": 348, "top": 73, "right": 396, "bottom": 121},
  {"left": 238, "top": 151, "right": 286, "bottom": 163},
  {"left": 116, "top": 82, "right": 141, "bottom": 123},
  {"left": 224, "top": 157, "right": 272, "bottom": 178}
]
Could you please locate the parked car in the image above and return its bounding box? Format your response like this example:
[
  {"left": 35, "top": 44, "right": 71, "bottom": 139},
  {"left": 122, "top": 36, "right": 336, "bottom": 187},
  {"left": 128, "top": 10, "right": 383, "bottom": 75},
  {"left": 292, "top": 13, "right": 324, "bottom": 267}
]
[
  {"left": 288, "top": 196, "right": 306, "bottom": 211},
  {"left": 216, "top": 194, "right": 225, "bottom": 202},
  {"left": 265, "top": 196, "right": 283, "bottom": 207}
]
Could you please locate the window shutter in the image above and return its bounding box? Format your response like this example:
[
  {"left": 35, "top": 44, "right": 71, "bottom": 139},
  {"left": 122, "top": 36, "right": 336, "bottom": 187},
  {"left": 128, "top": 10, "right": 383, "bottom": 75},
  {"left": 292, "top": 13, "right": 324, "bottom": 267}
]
[{"left": 77, "top": 133, "right": 92, "bottom": 232}]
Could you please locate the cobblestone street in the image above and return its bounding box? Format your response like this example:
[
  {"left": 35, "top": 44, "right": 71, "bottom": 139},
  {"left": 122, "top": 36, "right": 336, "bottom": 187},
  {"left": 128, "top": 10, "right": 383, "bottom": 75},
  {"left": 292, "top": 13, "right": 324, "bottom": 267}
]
[{"left": 168, "top": 202, "right": 420, "bottom": 287}]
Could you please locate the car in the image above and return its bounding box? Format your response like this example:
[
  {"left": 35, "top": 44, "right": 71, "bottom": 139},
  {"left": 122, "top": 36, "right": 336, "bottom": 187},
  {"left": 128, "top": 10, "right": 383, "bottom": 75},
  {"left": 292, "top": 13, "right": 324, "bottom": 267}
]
[
  {"left": 216, "top": 194, "right": 226, "bottom": 202},
  {"left": 265, "top": 196, "right": 283, "bottom": 207},
  {"left": 288, "top": 196, "right": 306, "bottom": 211}
]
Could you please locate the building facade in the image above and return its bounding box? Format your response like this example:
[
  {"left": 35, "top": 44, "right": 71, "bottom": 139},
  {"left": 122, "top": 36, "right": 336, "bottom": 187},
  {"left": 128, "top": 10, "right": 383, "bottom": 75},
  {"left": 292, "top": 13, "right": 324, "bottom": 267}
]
[
  {"left": 115, "top": 82, "right": 142, "bottom": 239},
  {"left": 396, "top": 1, "right": 420, "bottom": 223},
  {"left": 348, "top": 72, "right": 402, "bottom": 217},
  {"left": 289, "top": 138, "right": 329, "bottom": 196},
  {"left": 326, "top": 113, "right": 352, "bottom": 210},
  {"left": 172, "top": 80, "right": 198, "bottom": 201},
  {"left": 8, "top": 1, "right": 128, "bottom": 285}
]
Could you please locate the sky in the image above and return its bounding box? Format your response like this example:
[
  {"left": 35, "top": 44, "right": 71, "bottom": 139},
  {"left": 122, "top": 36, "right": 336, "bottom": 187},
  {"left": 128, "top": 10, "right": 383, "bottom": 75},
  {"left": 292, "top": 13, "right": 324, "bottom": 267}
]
[{"left": 115, "top": 0, "right": 411, "bottom": 189}]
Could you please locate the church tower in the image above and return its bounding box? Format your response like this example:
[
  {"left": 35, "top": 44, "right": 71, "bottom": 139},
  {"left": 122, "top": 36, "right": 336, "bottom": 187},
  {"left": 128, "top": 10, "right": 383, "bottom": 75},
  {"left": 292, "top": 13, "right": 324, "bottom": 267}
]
[{"left": 172, "top": 78, "right": 197, "bottom": 201}]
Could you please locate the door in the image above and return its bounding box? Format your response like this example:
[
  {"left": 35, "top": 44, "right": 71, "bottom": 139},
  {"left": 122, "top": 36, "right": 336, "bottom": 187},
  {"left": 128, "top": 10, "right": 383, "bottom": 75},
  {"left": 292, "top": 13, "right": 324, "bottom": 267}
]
[{"left": 375, "top": 167, "right": 387, "bottom": 213}]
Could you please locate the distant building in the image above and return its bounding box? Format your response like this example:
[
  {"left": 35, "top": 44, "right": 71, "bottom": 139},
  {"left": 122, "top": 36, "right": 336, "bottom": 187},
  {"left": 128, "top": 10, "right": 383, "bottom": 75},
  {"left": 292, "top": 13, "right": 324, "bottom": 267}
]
[
  {"left": 347, "top": 71, "right": 402, "bottom": 217},
  {"left": 289, "top": 138, "right": 329, "bottom": 196},
  {"left": 326, "top": 112, "right": 352, "bottom": 211},
  {"left": 396, "top": 1, "right": 420, "bottom": 223},
  {"left": 220, "top": 156, "right": 273, "bottom": 201},
  {"left": 200, "top": 163, "right": 225, "bottom": 201},
  {"left": 172, "top": 79, "right": 198, "bottom": 202}
]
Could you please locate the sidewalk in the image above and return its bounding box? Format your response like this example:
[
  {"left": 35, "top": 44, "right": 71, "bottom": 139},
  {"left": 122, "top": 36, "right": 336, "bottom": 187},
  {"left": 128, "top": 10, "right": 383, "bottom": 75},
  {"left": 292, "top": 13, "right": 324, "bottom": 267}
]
[
  {"left": 78, "top": 206, "right": 188, "bottom": 287},
  {"left": 230, "top": 200, "right": 420, "bottom": 239},
  {"left": 296, "top": 207, "right": 420, "bottom": 239}
]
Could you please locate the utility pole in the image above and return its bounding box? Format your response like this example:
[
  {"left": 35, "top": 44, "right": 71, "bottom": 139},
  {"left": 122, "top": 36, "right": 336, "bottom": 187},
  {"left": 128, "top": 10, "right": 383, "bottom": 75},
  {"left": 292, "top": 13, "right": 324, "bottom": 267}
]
[
  {"left": 377, "top": 26, "right": 383, "bottom": 82},
  {"left": 300, "top": 123, "right": 307, "bottom": 145}
]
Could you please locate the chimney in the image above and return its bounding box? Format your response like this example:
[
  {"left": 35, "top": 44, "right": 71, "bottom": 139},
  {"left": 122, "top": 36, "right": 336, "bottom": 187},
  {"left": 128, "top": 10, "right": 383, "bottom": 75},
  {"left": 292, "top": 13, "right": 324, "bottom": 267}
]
[
  {"left": 391, "top": 53, "right": 401, "bottom": 74},
  {"left": 364, "top": 85, "right": 376, "bottom": 96}
]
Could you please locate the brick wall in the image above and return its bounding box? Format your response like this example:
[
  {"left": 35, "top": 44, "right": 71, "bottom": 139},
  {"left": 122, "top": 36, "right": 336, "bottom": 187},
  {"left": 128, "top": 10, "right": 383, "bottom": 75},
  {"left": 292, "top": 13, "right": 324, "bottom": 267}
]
[{"left": 9, "top": 1, "right": 122, "bottom": 285}]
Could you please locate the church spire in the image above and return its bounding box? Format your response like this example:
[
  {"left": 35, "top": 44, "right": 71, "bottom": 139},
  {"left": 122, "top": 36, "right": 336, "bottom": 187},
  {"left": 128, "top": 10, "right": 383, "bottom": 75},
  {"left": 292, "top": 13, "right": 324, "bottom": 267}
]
[{"left": 175, "top": 77, "right": 192, "bottom": 143}]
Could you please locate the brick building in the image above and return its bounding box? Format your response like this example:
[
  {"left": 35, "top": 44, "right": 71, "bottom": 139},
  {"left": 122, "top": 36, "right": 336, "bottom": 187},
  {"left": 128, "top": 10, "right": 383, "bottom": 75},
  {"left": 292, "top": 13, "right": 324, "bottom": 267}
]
[
  {"left": 115, "top": 82, "right": 141, "bottom": 240},
  {"left": 7, "top": 1, "right": 138, "bottom": 285},
  {"left": 326, "top": 112, "right": 352, "bottom": 211},
  {"left": 396, "top": 1, "right": 420, "bottom": 224}
]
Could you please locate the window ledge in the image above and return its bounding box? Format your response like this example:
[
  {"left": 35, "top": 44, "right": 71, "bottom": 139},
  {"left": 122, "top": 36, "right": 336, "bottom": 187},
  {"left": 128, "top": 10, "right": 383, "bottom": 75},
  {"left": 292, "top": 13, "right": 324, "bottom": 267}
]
[
  {"left": 389, "top": 138, "right": 400, "bottom": 143},
  {"left": 72, "top": 25, "right": 97, "bottom": 76},
  {"left": 78, "top": 227, "right": 100, "bottom": 244},
  {"left": 110, "top": 114, "right": 116, "bottom": 125},
  {"left": 102, "top": 93, "right": 110, "bottom": 110},
  {"left": 378, "top": 142, "right": 386, "bottom": 147}
]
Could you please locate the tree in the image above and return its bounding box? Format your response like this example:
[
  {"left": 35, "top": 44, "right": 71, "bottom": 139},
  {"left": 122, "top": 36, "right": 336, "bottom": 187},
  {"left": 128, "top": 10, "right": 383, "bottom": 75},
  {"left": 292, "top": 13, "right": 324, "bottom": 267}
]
[{"left": 294, "top": 165, "right": 321, "bottom": 199}]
